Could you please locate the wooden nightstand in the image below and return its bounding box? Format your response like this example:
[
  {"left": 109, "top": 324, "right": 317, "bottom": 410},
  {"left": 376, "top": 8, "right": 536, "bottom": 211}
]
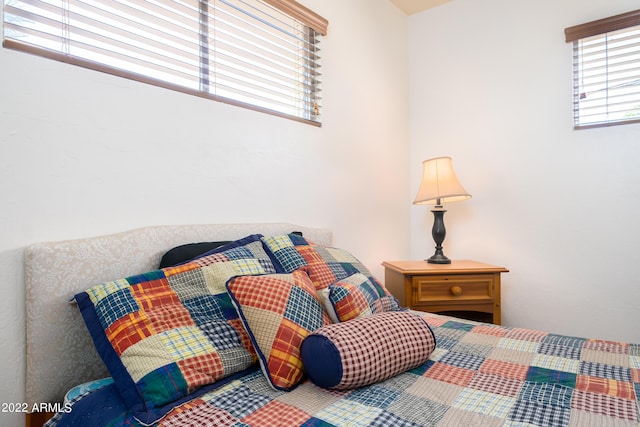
[{"left": 382, "top": 260, "right": 508, "bottom": 324}]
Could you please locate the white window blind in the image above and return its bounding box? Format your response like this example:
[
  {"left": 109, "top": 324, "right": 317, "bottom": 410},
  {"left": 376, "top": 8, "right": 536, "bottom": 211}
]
[
  {"left": 565, "top": 10, "right": 640, "bottom": 129},
  {"left": 3, "top": 0, "right": 327, "bottom": 126}
]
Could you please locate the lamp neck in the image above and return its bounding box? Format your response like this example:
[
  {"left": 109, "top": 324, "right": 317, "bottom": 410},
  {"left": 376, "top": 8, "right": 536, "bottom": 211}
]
[{"left": 427, "top": 206, "right": 450, "bottom": 264}]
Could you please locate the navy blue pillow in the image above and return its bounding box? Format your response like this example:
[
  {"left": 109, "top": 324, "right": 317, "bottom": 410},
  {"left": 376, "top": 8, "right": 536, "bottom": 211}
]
[
  {"left": 159, "top": 232, "right": 303, "bottom": 268},
  {"left": 159, "top": 241, "right": 230, "bottom": 268}
]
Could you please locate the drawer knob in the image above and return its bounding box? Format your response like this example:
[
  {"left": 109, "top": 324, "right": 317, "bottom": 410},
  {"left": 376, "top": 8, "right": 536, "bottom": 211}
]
[{"left": 450, "top": 286, "right": 463, "bottom": 296}]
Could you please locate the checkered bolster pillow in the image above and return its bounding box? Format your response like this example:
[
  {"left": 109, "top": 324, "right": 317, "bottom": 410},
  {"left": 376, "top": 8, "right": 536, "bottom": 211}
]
[{"left": 300, "top": 311, "right": 436, "bottom": 390}]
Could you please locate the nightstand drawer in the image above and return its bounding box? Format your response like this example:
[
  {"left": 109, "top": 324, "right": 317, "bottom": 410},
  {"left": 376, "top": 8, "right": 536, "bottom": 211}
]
[{"left": 413, "top": 275, "right": 494, "bottom": 304}]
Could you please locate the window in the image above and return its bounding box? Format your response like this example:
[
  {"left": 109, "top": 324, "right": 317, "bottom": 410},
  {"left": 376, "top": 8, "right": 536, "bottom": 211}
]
[
  {"left": 565, "top": 10, "right": 640, "bottom": 129},
  {"left": 3, "top": 0, "right": 328, "bottom": 126}
]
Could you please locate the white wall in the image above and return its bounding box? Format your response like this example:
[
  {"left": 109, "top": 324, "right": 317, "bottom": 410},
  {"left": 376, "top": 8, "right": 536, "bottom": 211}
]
[
  {"left": 0, "top": 1, "right": 409, "bottom": 424},
  {"left": 409, "top": 0, "right": 640, "bottom": 343}
]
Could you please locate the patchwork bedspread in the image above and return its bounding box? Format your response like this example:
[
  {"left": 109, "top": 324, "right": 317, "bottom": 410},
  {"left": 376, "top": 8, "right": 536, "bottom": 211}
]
[{"left": 48, "top": 312, "right": 640, "bottom": 427}]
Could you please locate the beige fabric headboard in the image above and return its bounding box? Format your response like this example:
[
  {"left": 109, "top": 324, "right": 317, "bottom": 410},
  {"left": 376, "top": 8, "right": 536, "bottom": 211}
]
[{"left": 24, "top": 223, "right": 332, "bottom": 406}]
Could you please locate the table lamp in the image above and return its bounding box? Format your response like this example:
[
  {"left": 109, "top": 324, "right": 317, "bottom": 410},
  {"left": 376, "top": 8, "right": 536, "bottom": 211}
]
[{"left": 413, "top": 156, "right": 471, "bottom": 264}]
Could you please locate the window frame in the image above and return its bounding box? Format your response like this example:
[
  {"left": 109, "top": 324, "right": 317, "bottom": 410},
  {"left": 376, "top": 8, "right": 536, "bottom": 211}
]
[
  {"left": 3, "top": 0, "right": 328, "bottom": 127},
  {"left": 565, "top": 9, "right": 640, "bottom": 129}
]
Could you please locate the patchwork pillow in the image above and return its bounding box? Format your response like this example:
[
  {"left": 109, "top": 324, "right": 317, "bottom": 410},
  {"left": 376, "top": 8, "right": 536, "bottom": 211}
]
[
  {"left": 300, "top": 311, "right": 436, "bottom": 390},
  {"left": 261, "top": 234, "right": 381, "bottom": 291},
  {"left": 226, "top": 270, "right": 331, "bottom": 391},
  {"left": 326, "top": 273, "right": 400, "bottom": 322},
  {"left": 74, "top": 234, "right": 273, "bottom": 424}
]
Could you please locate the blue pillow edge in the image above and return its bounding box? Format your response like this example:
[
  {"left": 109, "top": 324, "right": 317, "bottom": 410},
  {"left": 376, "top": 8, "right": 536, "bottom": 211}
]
[
  {"left": 411, "top": 311, "right": 438, "bottom": 350},
  {"left": 300, "top": 333, "right": 342, "bottom": 389},
  {"left": 74, "top": 291, "right": 148, "bottom": 416}
]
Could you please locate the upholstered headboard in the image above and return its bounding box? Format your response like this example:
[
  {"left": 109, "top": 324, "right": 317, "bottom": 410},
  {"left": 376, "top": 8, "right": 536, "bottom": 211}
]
[{"left": 24, "top": 223, "right": 332, "bottom": 407}]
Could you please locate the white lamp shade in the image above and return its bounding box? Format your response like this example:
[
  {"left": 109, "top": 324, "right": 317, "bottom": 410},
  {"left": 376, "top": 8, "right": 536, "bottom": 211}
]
[{"left": 413, "top": 156, "right": 471, "bottom": 205}]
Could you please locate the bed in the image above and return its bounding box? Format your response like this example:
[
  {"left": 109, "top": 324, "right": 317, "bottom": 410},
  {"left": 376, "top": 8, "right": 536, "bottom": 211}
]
[{"left": 24, "top": 223, "right": 640, "bottom": 427}]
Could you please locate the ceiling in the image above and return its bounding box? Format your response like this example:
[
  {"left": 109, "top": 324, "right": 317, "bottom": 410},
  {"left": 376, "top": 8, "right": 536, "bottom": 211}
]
[{"left": 390, "top": 0, "right": 453, "bottom": 15}]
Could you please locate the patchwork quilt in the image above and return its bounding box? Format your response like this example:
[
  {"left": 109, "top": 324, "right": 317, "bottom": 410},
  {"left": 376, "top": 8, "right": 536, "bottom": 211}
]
[{"left": 48, "top": 311, "right": 640, "bottom": 427}]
